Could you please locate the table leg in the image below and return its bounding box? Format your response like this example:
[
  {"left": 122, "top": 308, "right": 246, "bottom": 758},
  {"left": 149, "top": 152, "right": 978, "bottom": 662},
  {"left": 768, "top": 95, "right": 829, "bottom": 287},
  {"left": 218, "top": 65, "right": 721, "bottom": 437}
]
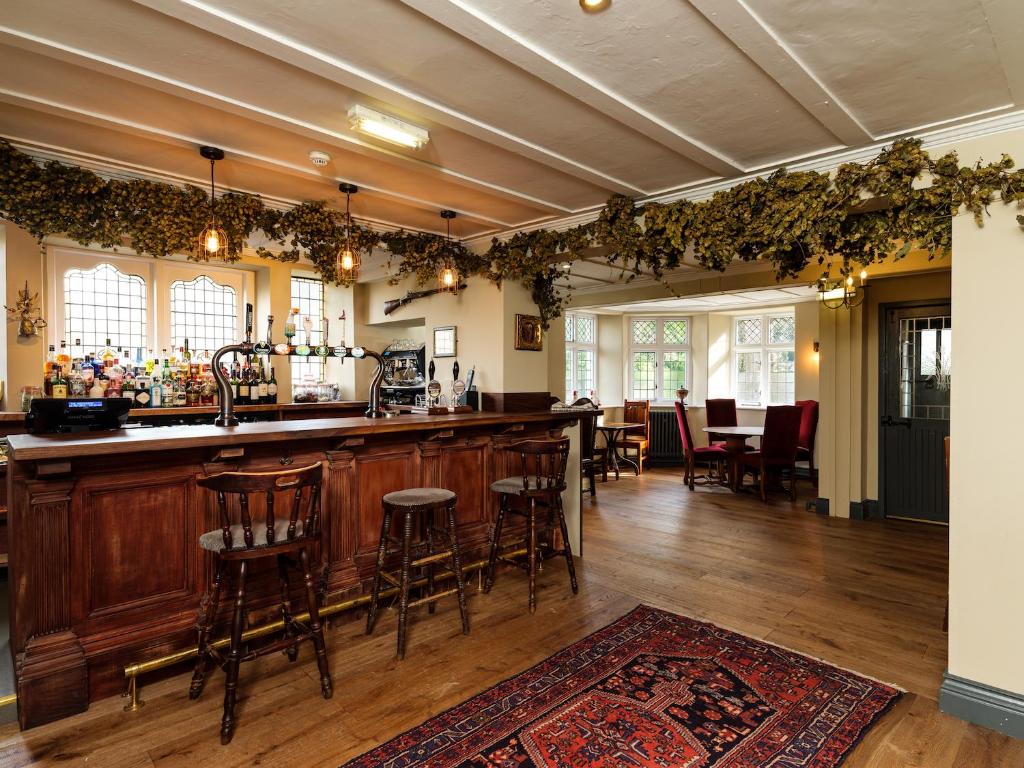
[
  {"left": 606, "top": 431, "right": 621, "bottom": 480},
  {"left": 726, "top": 436, "right": 748, "bottom": 492}
]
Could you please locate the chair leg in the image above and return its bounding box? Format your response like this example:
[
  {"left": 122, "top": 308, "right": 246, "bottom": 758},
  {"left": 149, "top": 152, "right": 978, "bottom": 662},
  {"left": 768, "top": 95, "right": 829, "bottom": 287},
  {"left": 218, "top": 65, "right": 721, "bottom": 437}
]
[
  {"left": 759, "top": 467, "right": 768, "bottom": 503},
  {"left": 810, "top": 454, "right": 818, "bottom": 488},
  {"left": 277, "top": 554, "right": 299, "bottom": 662},
  {"left": 189, "top": 557, "right": 225, "bottom": 700},
  {"left": 587, "top": 465, "right": 597, "bottom": 498},
  {"left": 396, "top": 510, "right": 414, "bottom": 659},
  {"left": 688, "top": 456, "right": 696, "bottom": 492},
  {"left": 527, "top": 499, "right": 538, "bottom": 614},
  {"left": 299, "top": 547, "right": 333, "bottom": 699},
  {"left": 484, "top": 495, "right": 507, "bottom": 593},
  {"left": 425, "top": 514, "right": 436, "bottom": 615},
  {"left": 790, "top": 464, "right": 798, "bottom": 502},
  {"left": 555, "top": 497, "right": 578, "bottom": 595},
  {"left": 220, "top": 560, "right": 247, "bottom": 745},
  {"left": 446, "top": 502, "right": 470, "bottom": 635},
  {"left": 365, "top": 506, "right": 392, "bottom": 635}
]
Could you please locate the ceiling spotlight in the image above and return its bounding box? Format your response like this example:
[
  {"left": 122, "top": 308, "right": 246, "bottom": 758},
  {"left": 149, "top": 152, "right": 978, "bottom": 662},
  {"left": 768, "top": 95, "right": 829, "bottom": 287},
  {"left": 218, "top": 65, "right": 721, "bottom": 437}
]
[
  {"left": 308, "top": 150, "right": 332, "bottom": 166},
  {"left": 349, "top": 105, "right": 429, "bottom": 150},
  {"left": 580, "top": 0, "right": 611, "bottom": 12}
]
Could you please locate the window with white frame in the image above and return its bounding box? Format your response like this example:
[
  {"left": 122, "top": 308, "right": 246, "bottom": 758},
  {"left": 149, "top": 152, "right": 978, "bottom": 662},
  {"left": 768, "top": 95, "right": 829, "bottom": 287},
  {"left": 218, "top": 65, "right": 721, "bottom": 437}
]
[
  {"left": 64, "top": 262, "right": 147, "bottom": 358},
  {"left": 732, "top": 313, "right": 795, "bottom": 407},
  {"left": 628, "top": 317, "right": 689, "bottom": 402},
  {"left": 564, "top": 311, "right": 597, "bottom": 401},
  {"left": 291, "top": 275, "right": 326, "bottom": 385},
  {"left": 170, "top": 275, "right": 238, "bottom": 355}
]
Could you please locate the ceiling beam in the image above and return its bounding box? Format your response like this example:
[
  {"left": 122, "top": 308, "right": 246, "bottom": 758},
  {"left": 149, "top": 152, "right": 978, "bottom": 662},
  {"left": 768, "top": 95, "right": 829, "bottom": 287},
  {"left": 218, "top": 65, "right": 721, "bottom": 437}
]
[
  {"left": 980, "top": 0, "right": 1024, "bottom": 106},
  {"left": 397, "top": 0, "right": 741, "bottom": 178},
  {"left": 687, "top": 0, "right": 873, "bottom": 148},
  {"left": 128, "top": 0, "right": 647, "bottom": 196},
  {"left": 0, "top": 25, "right": 576, "bottom": 217}
]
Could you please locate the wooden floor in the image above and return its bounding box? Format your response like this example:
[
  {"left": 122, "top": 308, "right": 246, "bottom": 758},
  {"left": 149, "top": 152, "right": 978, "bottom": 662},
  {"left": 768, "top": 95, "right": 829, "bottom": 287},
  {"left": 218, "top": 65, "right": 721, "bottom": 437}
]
[{"left": 0, "top": 468, "right": 1019, "bottom": 767}]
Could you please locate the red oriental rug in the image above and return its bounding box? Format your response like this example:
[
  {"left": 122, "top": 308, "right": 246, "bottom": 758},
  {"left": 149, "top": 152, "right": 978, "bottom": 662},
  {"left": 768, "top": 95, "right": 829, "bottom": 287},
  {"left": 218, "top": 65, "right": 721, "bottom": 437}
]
[{"left": 343, "top": 605, "right": 901, "bottom": 767}]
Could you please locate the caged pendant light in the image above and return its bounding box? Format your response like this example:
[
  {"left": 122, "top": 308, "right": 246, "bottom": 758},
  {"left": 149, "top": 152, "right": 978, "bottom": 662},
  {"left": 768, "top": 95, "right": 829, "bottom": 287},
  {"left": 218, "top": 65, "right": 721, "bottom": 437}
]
[
  {"left": 338, "top": 183, "right": 359, "bottom": 279},
  {"left": 437, "top": 209, "right": 460, "bottom": 295},
  {"left": 196, "top": 146, "right": 228, "bottom": 261}
]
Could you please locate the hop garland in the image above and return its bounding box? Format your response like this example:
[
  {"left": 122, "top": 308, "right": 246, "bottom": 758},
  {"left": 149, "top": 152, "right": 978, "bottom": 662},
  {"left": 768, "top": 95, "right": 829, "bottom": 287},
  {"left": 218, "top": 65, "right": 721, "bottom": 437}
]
[{"left": 1, "top": 138, "right": 1022, "bottom": 329}]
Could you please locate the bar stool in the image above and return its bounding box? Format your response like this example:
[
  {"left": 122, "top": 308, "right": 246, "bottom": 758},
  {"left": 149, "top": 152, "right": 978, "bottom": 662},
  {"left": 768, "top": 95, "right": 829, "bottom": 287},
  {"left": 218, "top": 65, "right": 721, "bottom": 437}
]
[
  {"left": 485, "top": 438, "right": 578, "bottom": 613},
  {"left": 190, "top": 463, "right": 332, "bottom": 745},
  {"left": 366, "top": 488, "right": 470, "bottom": 659}
]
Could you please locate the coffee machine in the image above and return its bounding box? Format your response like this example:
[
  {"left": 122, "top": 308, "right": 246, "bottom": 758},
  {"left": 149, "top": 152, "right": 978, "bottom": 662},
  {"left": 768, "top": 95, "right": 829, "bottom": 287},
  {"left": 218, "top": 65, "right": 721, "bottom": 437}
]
[{"left": 381, "top": 340, "right": 426, "bottom": 405}]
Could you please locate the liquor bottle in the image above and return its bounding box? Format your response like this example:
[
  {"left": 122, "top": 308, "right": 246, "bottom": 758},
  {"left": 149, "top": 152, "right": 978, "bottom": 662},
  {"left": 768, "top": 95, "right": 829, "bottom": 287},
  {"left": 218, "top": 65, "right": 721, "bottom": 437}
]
[
  {"left": 43, "top": 363, "right": 54, "bottom": 396},
  {"left": 145, "top": 349, "right": 155, "bottom": 376},
  {"left": 230, "top": 361, "right": 240, "bottom": 401},
  {"left": 52, "top": 366, "right": 68, "bottom": 399},
  {"left": 45, "top": 344, "right": 56, "bottom": 376},
  {"left": 200, "top": 367, "right": 216, "bottom": 406},
  {"left": 238, "top": 364, "right": 251, "bottom": 403},
  {"left": 68, "top": 366, "right": 86, "bottom": 397},
  {"left": 162, "top": 369, "right": 175, "bottom": 408},
  {"left": 258, "top": 363, "right": 269, "bottom": 404},
  {"left": 57, "top": 341, "right": 70, "bottom": 376},
  {"left": 295, "top": 315, "right": 312, "bottom": 356},
  {"left": 162, "top": 354, "right": 171, "bottom": 382},
  {"left": 267, "top": 367, "right": 278, "bottom": 404},
  {"left": 185, "top": 370, "right": 200, "bottom": 407},
  {"left": 101, "top": 339, "right": 115, "bottom": 369},
  {"left": 122, "top": 369, "right": 136, "bottom": 404},
  {"left": 89, "top": 361, "right": 106, "bottom": 398},
  {"left": 73, "top": 338, "right": 82, "bottom": 361},
  {"left": 178, "top": 347, "right": 189, "bottom": 378},
  {"left": 174, "top": 372, "right": 187, "bottom": 407},
  {"left": 150, "top": 369, "right": 162, "bottom": 408}
]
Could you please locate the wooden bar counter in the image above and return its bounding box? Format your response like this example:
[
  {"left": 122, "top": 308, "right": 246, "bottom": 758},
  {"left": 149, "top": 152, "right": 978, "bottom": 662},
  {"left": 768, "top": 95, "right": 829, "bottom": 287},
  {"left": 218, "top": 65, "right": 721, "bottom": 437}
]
[{"left": 5, "top": 409, "right": 578, "bottom": 729}]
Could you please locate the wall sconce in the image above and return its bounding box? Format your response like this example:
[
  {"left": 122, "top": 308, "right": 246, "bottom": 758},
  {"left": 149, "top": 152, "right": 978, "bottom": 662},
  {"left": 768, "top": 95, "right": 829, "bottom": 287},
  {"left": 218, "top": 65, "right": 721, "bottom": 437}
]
[{"left": 812, "top": 340, "right": 820, "bottom": 363}]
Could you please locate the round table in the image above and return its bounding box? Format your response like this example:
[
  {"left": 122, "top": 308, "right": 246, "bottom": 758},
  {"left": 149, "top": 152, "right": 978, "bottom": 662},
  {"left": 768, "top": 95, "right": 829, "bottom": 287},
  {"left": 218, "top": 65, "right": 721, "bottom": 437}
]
[
  {"left": 702, "top": 425, "right": 764, "bottom": 491},
  {"left": 596, "top": 420, "right": 644, "bottom": 479}
]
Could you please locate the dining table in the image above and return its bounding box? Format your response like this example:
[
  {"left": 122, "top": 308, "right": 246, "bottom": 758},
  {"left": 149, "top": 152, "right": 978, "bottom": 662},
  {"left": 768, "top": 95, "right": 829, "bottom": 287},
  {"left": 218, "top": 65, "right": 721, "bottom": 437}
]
[
  {"left": 596, "top": 419, "right": 645, "bottom": 479},
  {"left": 703, "top": 425, "right": 764, "bottom": 491}
]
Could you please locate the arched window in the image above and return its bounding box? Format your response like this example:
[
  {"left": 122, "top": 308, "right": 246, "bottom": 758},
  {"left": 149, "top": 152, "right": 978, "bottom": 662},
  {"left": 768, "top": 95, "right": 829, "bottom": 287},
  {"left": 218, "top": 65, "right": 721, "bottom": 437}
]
[
  {"left": 64, "top": 263, "right": 147, "bottom": 356},
  {"left": 170, "top": 275, "right": 237, "bottom": 354}
]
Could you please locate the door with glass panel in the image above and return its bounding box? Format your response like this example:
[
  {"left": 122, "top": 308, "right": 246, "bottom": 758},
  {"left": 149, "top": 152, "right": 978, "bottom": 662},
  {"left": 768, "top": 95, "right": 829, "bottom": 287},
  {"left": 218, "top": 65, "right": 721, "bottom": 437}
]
[{"left": 880, "top": 303, "right": 951, "bottom": 523}]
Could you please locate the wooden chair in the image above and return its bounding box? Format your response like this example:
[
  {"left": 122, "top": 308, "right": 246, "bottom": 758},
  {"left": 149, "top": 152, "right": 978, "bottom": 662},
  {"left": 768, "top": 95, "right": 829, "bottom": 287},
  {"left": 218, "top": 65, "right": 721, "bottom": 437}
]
[
  {"left": 705, "top": 398, "right": 738, "bottom": 446},
  {"left": 675, "top": 402, "right": 730, "bottom": 491},
  {"left": 795, "top": 399, "right": 819, "bottom": 486},
  {"left": 485, "top": 439, "right": 578, "bottom": 613},
  {"left": 366, "top": 488, "right": 470, "bottom": 659},
  {"left": 737, "top": 406, "right": 802, "bottom": 502},
  {"left": 191, "top": 463, "right": 332, "bottom": 745},
  {"left": 620, "top": 399, "right": 651, "bottom": 474},
  {"left": 576, "top": 405, "right": 607, "bottom": 496}
]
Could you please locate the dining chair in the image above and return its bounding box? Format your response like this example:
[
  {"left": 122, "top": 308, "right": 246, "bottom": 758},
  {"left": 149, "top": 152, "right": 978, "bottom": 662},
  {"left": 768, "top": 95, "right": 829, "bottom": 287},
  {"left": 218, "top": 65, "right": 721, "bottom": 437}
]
[
  {"left": 737, "top": 405, "right": 802, "bottom": 502},
  {"left": 705, "top": 398, "right": 738, "bottom": 446},
  {"left": 620, "top": 400, "right": 651, "bottom": 474},
  {"left": 675, "top": 402, "right": 729, "bottom": 491},
  {"left": 576, "top": 406, "right": 607, "bottom": 496},
  {"left": 795, "top": 399, "right": 819, "bottom": 487}
]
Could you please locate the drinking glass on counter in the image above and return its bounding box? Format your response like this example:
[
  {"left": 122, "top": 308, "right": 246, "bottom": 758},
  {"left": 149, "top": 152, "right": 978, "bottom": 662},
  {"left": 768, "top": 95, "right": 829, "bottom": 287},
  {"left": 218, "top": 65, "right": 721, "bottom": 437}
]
[{"left": 20, "top": 385, "right": 42, "bottom": 412}]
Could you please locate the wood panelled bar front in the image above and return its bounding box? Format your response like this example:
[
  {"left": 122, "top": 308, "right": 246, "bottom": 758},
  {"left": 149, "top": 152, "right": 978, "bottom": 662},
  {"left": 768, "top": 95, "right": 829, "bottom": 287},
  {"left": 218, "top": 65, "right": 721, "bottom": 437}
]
[{"left": 5, "top": 410, "right": 577, "bottom": 729}]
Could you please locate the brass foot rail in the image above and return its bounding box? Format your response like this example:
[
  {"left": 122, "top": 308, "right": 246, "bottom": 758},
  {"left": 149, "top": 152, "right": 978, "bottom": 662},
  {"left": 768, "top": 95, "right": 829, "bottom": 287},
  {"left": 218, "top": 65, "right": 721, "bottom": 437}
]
[{"left": 122, "top": 548, "right": 527, "bottom": 711}]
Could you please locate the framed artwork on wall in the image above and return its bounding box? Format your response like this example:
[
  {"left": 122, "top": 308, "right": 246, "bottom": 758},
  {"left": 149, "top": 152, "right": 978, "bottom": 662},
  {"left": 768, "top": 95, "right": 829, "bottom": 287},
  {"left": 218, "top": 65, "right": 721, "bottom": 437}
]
[
  {"left": 515, "top": 314, "right": 543, "bottom": 351},
  {"left": 433, "top": 325, "right": 457, "bottom": 357}
]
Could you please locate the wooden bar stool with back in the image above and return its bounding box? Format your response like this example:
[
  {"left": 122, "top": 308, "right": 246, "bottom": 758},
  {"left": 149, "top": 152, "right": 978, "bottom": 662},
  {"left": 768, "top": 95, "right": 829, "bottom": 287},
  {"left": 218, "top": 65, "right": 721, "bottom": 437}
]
[
  {"left": 190, "top": 462, "right": 332, "bottom": 745},
  {"left": 485, "top": 438, "right": 578, "bottom": 613}
]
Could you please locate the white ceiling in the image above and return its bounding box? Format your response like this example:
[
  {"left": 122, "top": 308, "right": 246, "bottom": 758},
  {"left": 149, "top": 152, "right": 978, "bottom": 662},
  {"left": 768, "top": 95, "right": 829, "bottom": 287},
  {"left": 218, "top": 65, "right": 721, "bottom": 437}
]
[
  {"left": 591, "top": 285, "right": 820, "bottom": 314},
  {"left": 1, "top": 0, "right": 1021, "bottom": 249}
]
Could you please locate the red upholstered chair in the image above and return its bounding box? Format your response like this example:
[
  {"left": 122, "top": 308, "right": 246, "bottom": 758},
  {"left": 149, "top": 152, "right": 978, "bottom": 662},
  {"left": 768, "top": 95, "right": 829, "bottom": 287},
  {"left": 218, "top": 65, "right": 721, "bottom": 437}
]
[
  {"left": 675, "top": 402, "right": 729, "bottom": 491},
  {"left": 795, "top": 400, "right": 819, "bottom": 486},
  {"left": 737, "top": 405, "right": 802, "bottom": 502},
  {"left": 705, "top": 398, "right": 738, "bottom": 445},
  {"left": 621, "top": 400, "right": 651, "bottom": 474}
]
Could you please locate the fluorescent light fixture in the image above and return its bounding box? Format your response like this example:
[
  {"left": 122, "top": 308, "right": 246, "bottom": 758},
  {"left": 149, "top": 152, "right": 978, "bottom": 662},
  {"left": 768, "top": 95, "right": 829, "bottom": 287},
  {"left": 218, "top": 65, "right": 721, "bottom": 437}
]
[{"left": 348, "top": 105, "right": 429, "bottom": 150}]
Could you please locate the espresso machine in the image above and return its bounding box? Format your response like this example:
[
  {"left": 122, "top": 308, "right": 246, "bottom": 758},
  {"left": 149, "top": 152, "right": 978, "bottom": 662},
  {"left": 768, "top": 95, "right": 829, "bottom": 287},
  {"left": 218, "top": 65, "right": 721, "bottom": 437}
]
[{"left": 380, "top": 340, "right": 426, "bottom": 405}]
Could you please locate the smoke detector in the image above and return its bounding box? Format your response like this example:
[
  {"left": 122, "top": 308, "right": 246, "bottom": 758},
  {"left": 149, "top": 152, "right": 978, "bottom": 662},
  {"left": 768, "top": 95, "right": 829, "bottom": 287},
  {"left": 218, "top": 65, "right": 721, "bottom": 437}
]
[{"left": 308, "top": 150, "right": 332, "bottom": 167}]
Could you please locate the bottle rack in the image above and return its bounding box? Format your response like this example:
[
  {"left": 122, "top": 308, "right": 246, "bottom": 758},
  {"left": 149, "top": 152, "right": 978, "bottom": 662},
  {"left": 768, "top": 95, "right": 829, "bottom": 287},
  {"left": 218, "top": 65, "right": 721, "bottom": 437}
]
[{"left": 211, "top": 342, "right": 384, "bottom": 427}]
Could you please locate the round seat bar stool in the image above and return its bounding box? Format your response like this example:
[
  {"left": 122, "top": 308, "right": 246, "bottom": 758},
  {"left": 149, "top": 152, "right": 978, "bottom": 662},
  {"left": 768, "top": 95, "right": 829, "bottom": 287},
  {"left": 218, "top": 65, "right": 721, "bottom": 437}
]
[
  {"left": 485, "top": 438, "right": 578, "bottom": 613},
  {"left": 366, "top": 487, "right": 470, "bottom": 659},
  {"left": 191, "top": 462, "right": 332, "bottom": 745}
]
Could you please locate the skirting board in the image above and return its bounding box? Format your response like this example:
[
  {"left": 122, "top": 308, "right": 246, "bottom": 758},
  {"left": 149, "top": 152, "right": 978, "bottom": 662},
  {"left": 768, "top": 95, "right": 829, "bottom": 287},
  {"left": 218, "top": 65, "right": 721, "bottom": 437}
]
[{"left": 940, "top": 673, "right": 1024, "bottom": 739}]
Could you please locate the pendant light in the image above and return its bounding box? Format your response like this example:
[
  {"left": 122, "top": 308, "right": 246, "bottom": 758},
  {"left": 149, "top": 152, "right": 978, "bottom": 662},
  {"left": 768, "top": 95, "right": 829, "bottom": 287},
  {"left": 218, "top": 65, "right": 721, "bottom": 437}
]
[
  {"left": 338, "top": 183, "right": 359, "bottom": 279},
  {"left": 197, "top": 146, "right": 227, "bottom": 261},
  {"left": 438, "top": 209, "right": 459, "bottom": 295}
]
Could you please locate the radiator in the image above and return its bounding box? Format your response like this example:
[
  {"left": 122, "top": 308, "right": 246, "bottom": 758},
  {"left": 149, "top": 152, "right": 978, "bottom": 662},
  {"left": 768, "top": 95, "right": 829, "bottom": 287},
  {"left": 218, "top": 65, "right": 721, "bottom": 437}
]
[{"left": 649, "top": 408, "right": 684, "bottom": 466}]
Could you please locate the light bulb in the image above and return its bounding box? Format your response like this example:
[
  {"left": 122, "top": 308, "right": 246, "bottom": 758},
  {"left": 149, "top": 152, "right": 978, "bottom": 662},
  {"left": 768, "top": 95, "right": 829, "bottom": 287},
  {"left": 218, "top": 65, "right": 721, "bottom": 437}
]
[
  {"left": 846, "top": 275, "right": 854, "bottom": 287},
  {"left": 340, "top": 250, "right": 354, "bottom": 271},
  {"left": 205, "top": 230, "right": 220, "bottom": 253},
  {"left": 860, "top": 269, "right": 868, "bottom": 285},
  {"left": 442, "top": 269, "right": 455, "bottom": 286}
]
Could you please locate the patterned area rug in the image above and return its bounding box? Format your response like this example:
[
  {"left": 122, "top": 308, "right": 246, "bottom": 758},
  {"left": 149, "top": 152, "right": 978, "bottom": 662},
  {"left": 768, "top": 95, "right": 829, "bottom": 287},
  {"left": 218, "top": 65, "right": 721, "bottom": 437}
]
[{"left": 343, "top": 605, "right": 901, "bottom": 767}]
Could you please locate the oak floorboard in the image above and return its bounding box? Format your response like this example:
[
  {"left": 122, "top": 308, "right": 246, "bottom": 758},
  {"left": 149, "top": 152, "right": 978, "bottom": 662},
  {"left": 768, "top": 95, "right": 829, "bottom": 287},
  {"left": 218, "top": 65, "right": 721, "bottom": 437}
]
[{"left": 0, "top": 467, "right": 1017, "bottom": 767}]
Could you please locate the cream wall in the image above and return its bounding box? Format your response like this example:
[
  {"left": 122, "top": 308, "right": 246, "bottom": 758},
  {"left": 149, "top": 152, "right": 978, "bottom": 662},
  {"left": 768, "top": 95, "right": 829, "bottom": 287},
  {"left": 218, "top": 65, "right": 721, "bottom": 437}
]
[{"left": 2, "top": 222, "right": 44, "bottom": 410}]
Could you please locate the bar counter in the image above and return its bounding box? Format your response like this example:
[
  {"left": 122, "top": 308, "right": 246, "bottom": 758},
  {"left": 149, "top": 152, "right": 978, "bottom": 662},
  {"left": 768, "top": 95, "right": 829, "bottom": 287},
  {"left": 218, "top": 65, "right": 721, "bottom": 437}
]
[{"left": 5, "top": 409, "right": 580, "bottom": 729}]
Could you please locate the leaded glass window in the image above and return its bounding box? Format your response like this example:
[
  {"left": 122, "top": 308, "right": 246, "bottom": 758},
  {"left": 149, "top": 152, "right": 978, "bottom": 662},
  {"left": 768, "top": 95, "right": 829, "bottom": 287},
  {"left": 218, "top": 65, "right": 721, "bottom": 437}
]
[
  {"left": 565, "top": 311, "right": 598, "bottom": 400},
  {"left": 64, "top": 263, "right": 147, "bottom": 356},
  {"left": 291, "top": 276, "right": 326, "bottom": 385},
  {"left": 170, "top": 275, "right": 237, "bottom": 354},
  {"left": 733, "top": 312, "right": 795, "bottom": 406},
  {"left": 628, "top": 317, "right": 689, "bottom": 401},
  {"left": 631, "top": 319, "right": 657, "bottom": 345}
]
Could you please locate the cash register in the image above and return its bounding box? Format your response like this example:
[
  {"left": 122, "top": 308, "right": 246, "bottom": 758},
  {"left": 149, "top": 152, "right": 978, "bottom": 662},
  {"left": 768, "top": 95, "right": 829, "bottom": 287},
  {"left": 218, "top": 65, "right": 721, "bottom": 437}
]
[{"left": 27, "top": 397, "right": 133, "bottom": 434}]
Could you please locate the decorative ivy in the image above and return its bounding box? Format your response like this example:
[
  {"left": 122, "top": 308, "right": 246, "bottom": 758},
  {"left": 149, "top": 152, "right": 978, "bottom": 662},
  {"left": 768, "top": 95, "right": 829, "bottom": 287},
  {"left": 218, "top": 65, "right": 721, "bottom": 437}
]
[{"left": 1, "top": 138, "right": 1022, "bottom": 329}]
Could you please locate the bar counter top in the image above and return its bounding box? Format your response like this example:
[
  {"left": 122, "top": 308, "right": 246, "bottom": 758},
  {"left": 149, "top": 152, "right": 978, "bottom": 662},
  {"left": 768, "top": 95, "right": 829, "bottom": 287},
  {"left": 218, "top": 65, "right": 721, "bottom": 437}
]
[{"left": 6, "top": 409, "right": 572, "bottom": 462}]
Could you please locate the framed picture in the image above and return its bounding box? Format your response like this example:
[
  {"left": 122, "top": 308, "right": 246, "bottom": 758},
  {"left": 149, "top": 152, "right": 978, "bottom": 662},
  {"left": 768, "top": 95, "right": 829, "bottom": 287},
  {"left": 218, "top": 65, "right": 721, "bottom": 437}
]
[
  {"left": 515, "top": 314, "right": 544, "bottom": 351},
  {"left": 433, "top": 325, "right": 457, "bottom": 357}
]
